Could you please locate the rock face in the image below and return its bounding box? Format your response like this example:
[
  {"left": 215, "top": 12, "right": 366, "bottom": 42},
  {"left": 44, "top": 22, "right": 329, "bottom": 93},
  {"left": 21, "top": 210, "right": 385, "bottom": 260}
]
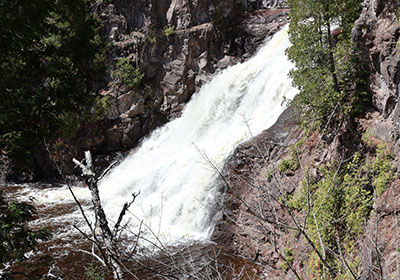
[
  {"left": 353, "top": 1, "right": 400, "bottom": 279},
  {"left": 212, "top": 108, "right": 304, "bottom": 270},
  {"left": 102, "top": 0, "right": 290, "bottom": 121},
  {"left": 353, "top": 0, "right": 400, "bottom": 132},
  {"left": 8, "top": 0, "right": 400, "bottom": 278},
  {"left": 19, "top": 0, "right": 289, "bottom": 180},
  {"left": 213, "top": 0, "right": 400, "bottom": 278},
  {"left": 213, "top": 107, "right": 333, "bottom": 277}
]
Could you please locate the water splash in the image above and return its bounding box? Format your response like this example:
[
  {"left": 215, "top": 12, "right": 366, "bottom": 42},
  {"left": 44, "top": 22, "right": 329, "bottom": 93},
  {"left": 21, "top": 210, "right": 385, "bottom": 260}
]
[{"left": 98, "top": 26, "right": 297, "bottom": 245}]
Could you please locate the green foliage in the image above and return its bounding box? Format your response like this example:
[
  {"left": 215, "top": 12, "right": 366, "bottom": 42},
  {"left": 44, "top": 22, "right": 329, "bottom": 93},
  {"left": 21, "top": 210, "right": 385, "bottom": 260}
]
[
  {"left": 280, "top": 247, "right": 295, "bottom": 271},
  {"left": 162, "top": 24, "right": 175, "bottom": 37},
  {"left": 85, "top": 263, "right": 105, "bottom": 280},
  {"left": 278, "top": 158, "right": 299, "bottom": 173},
  {"left": 360, "top": 131, "right": 395, "bottom": 195},
  {"left": 288, "top": 154, "right": 375, "bottom": 277},
  {"left": 112, "top": 58, "right": 144, "bottom": 89},
  {"left": 287, "top": 0, "right": 366, "bottom": 133},
  {"left": 278, "top": 140, "right": 303, "bottom": 173},
  {"left": 88, "top": 95, "right": 112, "bottom": 123},
  {"left": 287, "top": 172, "right": 317, "bottom": 212},
  {"left": 265, "top": 169, "right": 273, "bottom": 182},
  {"left": 284, "top": 247, "right": 294, "bottom": 263},
  {"left": 147, "top": 29, "right": 156, "bottom": 44},
  {"left": 212, "top": 8, "right": 225, "bottom": 26},
  {"left": 0, "top": 191, "right": 50, "bottom": 264},
  {"left": 0, "top": 190, "right": 52, "bottom": 278},
  {"left": 367, "top": 143, "right": 395, "bottom": 196},
  {"left": 59, "top": 95, "right": 112, "bottom": 138},
  {"left": 0, "top": 0, "right": 108, "bottom": 167},
  {"left": 287, "top": 145, "right": 395, "bottom": 277},
  {"left": 341, "top": 153, "right": 373, "bottom": 241},
  {"left": 57, "top": 112, "right": 82, "bottom": 138}
]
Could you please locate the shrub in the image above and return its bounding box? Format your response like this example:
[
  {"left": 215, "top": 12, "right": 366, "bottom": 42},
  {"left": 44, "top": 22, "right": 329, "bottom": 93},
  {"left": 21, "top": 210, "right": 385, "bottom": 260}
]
[
  {"left": 0, "top": 191, "right": 50, "bottom": 264},
  {"left": 162, "top": 24, "right": 175, "bottom": 37},
  {"left": 212, "top": 7, "right": 225, "bottom": 26},
  {"left": 85, "top": 263, "right": 105, "bottom": 280},
  {"left": 88, "top": 95, "right": 112, "bottom": 122},
  {"left": 278, "top": 158, "right": 298, "bottom": 173},
  {"left": 278, "top": 140, "right": 303, "bottom": 173},
  {"left": 280, "top": 247, "right": 295, "bottom": 271},
  {"left": 147, "top": 29, "right": 156, "bottom": 43},
  {"left": 369, "top": 143, "right": 395, "bottom": 196},
  {"left": 112, "top": 58, "right": 144, "bottom": 89},
  {"left": 286, "top": 146, "right": 396, "bottom": 277}
]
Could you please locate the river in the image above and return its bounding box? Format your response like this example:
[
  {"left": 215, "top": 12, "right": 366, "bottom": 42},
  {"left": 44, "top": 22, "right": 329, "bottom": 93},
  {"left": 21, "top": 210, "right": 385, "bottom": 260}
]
[{"left": 2, "top": 26, "right": 296, "bottom": 279}]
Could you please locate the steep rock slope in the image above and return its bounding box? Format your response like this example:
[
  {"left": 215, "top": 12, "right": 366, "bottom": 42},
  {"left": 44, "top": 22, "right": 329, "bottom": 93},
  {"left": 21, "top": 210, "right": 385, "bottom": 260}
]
[
  {"left": 353, "top": 0, "right": 400, "bottom": 137},
  {"left": 354, "top": 1, "right": 400, "bottom": 279},
  {"left": 216, "top": 0, "right": 400, "bottom": 278},
  {"left": 18, "top": 0, "right": 290, "bottom": 180}
]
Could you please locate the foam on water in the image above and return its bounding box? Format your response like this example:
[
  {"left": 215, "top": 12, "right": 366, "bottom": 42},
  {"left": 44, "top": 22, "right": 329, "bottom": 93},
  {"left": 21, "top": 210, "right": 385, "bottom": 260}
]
[
  {"left": 13, "top": 27, "right": 297, "bottom": 247},
  {"left": 97, "top": 26, "right": 298, "bottom": 244}
]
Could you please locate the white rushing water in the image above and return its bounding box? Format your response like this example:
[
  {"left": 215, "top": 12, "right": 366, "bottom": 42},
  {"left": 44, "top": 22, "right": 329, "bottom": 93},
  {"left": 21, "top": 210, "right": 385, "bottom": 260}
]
[
  {"left": 98, "top": 26, "right": 297, "bottom": 244},
  {"left": 16, "top": 26, "right": 297, "bottom": 247}
]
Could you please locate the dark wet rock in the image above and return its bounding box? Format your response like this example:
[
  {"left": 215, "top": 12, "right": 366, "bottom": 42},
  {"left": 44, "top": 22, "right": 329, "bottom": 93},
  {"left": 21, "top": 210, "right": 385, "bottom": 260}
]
[
  {"left": 13, "top": 0, "right": 289, "bottom": 180},
  {"left": 212, "top": 107, "right": 304, "bottom": 270}
]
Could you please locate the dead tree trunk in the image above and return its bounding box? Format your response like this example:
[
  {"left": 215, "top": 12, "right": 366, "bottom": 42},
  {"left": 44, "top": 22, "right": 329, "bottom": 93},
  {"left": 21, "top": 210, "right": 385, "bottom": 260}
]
[{"left": 73, "top": 151, "right": 125, "bottom": 280}]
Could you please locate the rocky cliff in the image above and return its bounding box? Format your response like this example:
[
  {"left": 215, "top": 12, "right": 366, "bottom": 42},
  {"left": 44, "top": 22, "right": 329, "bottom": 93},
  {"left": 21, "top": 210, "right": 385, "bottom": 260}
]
[
  {"left": 8, "top": 0, "right": 290, "bottom": 181},
  {"left": 4, "top": 0, "right": 400, "bottom": 278},
  {"left": 214, "top": 0, "right": 400, "bottom": 278},
  {"left": 354, "top": 1, "right": 400, "bottom": 279}
]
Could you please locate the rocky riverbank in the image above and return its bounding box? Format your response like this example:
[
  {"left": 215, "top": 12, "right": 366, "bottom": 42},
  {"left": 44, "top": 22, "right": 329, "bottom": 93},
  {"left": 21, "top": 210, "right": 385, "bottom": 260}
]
[{"left": 6, "top": 0, "right": 400, "bottom": 278}]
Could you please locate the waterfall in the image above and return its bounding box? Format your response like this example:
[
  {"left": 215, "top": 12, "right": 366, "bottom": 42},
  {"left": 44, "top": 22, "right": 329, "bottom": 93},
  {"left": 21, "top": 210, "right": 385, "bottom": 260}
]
[
  {"left": 15, "top": 26, "right": 296, "bottom": 247},
  {"left": 98, "top": 26, "right": 298, "bottom": 245}
]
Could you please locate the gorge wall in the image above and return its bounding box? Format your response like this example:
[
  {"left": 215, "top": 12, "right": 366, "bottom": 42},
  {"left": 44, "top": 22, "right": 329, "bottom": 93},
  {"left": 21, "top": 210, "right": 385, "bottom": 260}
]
[
  {"left": 3, "top": 0, "right": 400, "bottom": 278},
  {"left": 10, "top": 0, "right": 290, "bottom": 181},
  {"left": 214, "top": 0, "right": 400, "bottom": 278}
]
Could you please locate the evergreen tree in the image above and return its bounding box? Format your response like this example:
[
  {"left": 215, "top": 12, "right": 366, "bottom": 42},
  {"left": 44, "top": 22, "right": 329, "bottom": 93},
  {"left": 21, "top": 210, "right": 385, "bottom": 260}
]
[
  {"left": 0, "top": 191, "right": 51, "bottom": 278},
  {"left": 0, "top": 0, "right": 107, "bottom": 167},
  {"left": 0, "top": 191, "right": 50, "bottom": 264},
  {"left": 286, "top": 0, "right": 365, "bottom": 132}
]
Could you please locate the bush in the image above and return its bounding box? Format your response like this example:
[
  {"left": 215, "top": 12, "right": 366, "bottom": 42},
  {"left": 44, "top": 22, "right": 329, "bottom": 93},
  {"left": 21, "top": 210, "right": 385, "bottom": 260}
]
[
  {"left": 85, "top": 263, "right": 105, "bottom": 280},
  {"left": 280, "top": 247, "right": 295, "bottom": 271},
  {"left": 286, "top": 146, "right": 396, "bottom": 277},
  {"left": 278, "top": 140, "right": 303, "bottom": 173},
  {"left": 278, "top": 158, "right": 299, "bottom": 173},
  {"left": 368, "top": 143, "right": 395, "bottom": 196},
  {"left": 147, "top": 29, "right": 156, "bottom": 43},
  {"left": 162, "top": 24, "right": 175, "bottom": 37},
  {"left": 112, "top": 58, "right": 144, "bottom": 89},
  {"left": 0, "top": 191, "right": 50, "bottom": 264},
  {"left": 88, "top": 95, "right": 112, "bottom": 122},
  {"left": 212, "top": 8, "right": 225, "bottom": 26}
]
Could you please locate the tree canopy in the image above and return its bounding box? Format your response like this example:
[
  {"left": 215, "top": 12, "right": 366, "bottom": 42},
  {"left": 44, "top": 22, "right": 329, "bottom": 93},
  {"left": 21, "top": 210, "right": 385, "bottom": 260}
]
[
  {"left": 0, "top": 0, "right": 107, "bottom": 167},
  {"left": 286, "top": 0, "right": 366, "bottom": 133}
]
